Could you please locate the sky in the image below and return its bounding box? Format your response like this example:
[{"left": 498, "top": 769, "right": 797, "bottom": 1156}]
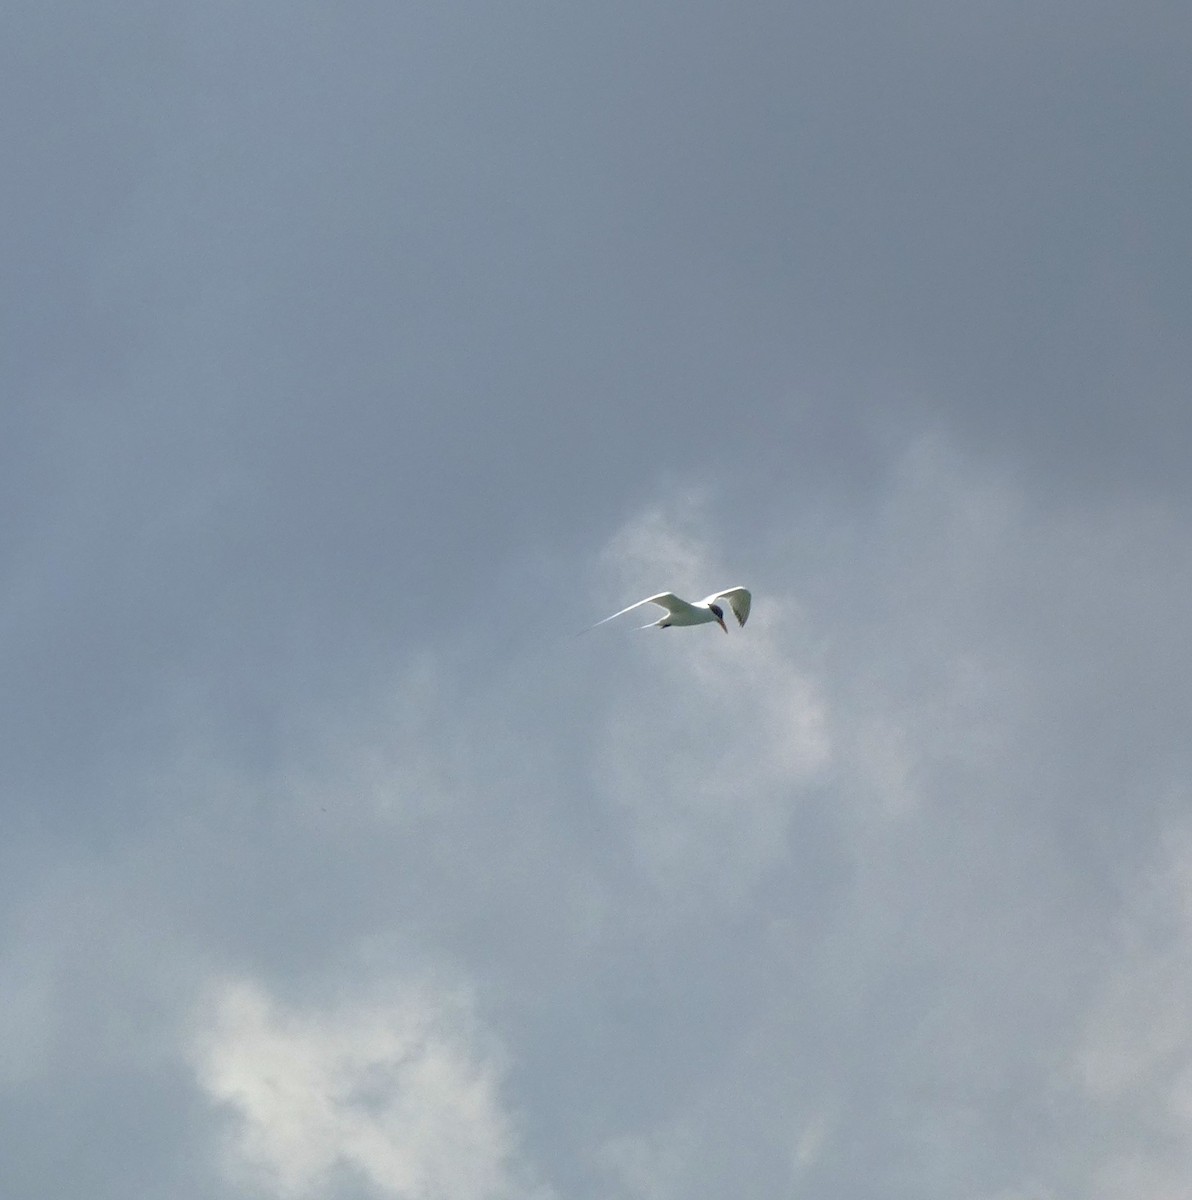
[{"left": 4, "top": 2, "right": 1192, "bottom": 1197}]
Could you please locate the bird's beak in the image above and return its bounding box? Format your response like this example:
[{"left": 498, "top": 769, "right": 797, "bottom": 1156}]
[{"left": 717, "top": 615, "right": 728, "bottom": 633}]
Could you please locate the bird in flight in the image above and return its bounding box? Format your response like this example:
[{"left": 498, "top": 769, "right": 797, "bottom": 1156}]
[{"left": 586, "top": 586, "right": 752, "bottom": 634}]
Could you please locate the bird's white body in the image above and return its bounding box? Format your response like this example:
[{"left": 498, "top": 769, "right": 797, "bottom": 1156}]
[{"left": 587, "top": 587, "right": 752, "bottom": 634}]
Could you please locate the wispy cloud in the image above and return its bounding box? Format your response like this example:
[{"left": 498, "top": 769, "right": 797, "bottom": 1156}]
[
  {"left": 192, "top": 974, "right": 548, "bottom": 1200},
  {"left": 1076, "top": 819, "right": 1192, "bottom": 1199},
  {"left": 586, "top": 496, "right": 831, "bottom": 899},
  {"left": 13, "top": 437, "right": 1190, "bottom": 1200}
]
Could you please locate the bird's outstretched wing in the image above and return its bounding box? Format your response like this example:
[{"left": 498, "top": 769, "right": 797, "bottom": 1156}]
[
  {"left": 705, "top": 586, "right": 751, "bottom": 627},
  {"left": 581, "top": 592, "right": 686, "bottom": 633}
]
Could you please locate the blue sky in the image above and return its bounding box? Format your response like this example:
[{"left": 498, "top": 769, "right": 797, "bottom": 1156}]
[{"left": 4, "top": 3, "right": 1192, "bottom": 1197}]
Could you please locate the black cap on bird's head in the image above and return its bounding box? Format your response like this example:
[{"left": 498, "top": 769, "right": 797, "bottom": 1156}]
[{"left": 709, "top": 603, "right": 727, "bottom": 632}]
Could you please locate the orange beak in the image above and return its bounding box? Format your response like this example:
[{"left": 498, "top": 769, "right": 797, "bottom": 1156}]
[{"left": 716, "top": 615, "right": 728, "bottom": 633}]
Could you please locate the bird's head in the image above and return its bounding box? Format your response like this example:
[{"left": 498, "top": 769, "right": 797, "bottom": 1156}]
[{"left": 709, "top": 603, "right": 727, "bottom": 633}]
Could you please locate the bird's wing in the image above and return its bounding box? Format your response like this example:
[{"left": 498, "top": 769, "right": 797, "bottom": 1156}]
[
  {"left": 705, "top": 586, "right": 752, "bottom": 626},
  {"left": 584, "top": 592, "right": 688, "bottom": 631}
]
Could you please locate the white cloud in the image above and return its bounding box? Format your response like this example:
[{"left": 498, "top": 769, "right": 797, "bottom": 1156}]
[
  {"left": 597, "top": 1121, "right": 696, "bottom": 1200},
  {"left": 789, "top": 1109, "right": 833, "bottom": 1172},
  {"left": 175, "top": 443, "right": 1192, "bottom": 1200},
  {"left": 574, "top": 446, "right": 1192, "bottom": 1198},
  {"left": 1076, "top": 821, "right": 1192, "bottom": 1199},
  {"left": 586, "top": 496, "right": 831, "bottom": 900},
  {"left": 191, "top": 975, "right": 546, "bottom": 1200}
]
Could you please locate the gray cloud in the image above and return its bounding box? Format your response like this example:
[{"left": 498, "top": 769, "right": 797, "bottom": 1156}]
[{"left": 4, "top": 2, "right": 1191, "bottom": 1196}]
